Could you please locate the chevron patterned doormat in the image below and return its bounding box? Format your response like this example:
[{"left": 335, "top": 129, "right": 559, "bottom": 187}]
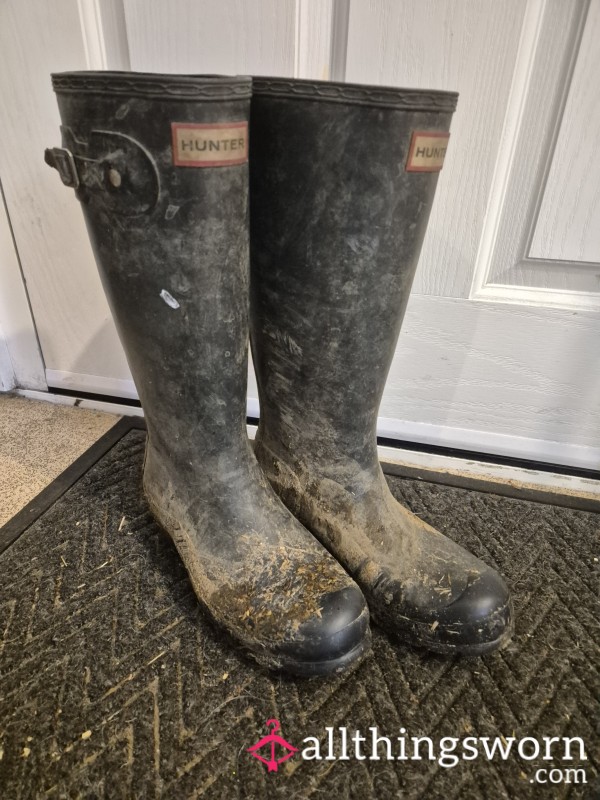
[{"left": 0, "top": 424, "right": 598, "bottom": 799}]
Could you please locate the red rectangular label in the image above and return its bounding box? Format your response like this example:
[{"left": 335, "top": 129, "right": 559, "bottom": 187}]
[
  {"left": 406, "top": 131, "right": 450, "bottom": 172},
  {"left": 171, "top": 122, "right": 248, "bottom": 168}
]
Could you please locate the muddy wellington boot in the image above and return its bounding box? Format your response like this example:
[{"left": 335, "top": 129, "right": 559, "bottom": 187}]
[
  {"left": 249, "top": 77, "right": 513, "bottom": 655},
  {"left": 45, "top": 71, "right": 371, "bottom": 676}
]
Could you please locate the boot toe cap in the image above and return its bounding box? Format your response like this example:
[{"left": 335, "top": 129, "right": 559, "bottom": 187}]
[
  {"left": 276, "top": 585, "right": 371, "bottom": 677},
  {"left": 434, "top": 568, "right": 513, "bottom": 654}
]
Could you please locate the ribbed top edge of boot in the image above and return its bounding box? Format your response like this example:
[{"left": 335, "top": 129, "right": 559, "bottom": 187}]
[
  {"left": 252, "top": 76, "right": 458, "bottom": 112},
  {"left": 51, "top": 71, "right": 252, "bottom": 101}
]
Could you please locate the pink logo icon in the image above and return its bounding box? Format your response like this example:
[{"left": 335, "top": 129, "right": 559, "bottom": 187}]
[{"left": 247, "top": 719, "right": 298, "bottom": 772}]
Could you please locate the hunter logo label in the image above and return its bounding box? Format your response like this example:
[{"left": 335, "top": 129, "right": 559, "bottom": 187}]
[
  {"left": 406, "top": 131, "right": 450, "bottom": 172},
  {"left": 171, "top": 122, "right": 248, "bottom": 167}
]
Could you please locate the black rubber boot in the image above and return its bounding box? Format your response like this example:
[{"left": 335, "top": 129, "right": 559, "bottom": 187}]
[
  {"left": 249, "top": 77, "right": 513, "bottom": 656},
  {"left": 45, "top": 71, "right": 370, "bottom": 676}
]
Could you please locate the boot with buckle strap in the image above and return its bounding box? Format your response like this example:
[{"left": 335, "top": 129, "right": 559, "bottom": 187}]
[{"left": 46, "top": 71, "right": 371, "bottom": 676}]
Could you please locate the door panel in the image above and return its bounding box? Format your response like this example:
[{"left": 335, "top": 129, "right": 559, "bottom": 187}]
[
  {"left": 529, "top": 0, "right": 600, "bottom": 265},
  {"left": 342, "top": 0, "right": 600, "bottom": 467},
  {"left": 344, "top": 0, "right": 528, "bottom": 299},
  {"left": 471, "top": 0, "right": 600, "bottom": 297}
]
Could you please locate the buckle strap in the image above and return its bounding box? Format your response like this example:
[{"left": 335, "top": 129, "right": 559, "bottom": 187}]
[
  {"left": 44, "top": 147, "right": 80, "bottom": 190},
  {"left": 45, "top": 130, "right": 160, "bottom": 216}
]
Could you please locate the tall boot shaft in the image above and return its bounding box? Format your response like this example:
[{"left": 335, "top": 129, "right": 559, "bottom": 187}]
[
  {"left": 250, "top": 77, "right": 456, "bottom": 465},
  {"left": 46, "top": 72, "right": 371, "bottom": 675},
  {"left": 49, "top": 72, "right": 252, "bottom": 464},
  {"left": 250, "top": 78, "right": 512, "bottom": 656}
]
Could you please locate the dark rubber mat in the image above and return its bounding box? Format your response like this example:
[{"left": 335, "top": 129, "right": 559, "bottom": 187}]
[{"left": 0, "top": 428, "right": 598, "bottom": 799}]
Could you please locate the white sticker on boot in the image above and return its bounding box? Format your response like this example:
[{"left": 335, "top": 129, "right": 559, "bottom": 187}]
[
  {"left": 171, "top": 122, "right": 248, "bottom": 167},
  {"left": 160, "top": 289, "right": 180, "bottom": 309},
  {"left": 406, "top": 131, "right": 450, "bottom": 172}
]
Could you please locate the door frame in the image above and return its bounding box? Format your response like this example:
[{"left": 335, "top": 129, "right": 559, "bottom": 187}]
[{"left": 0, "top": 187, "right": 46, "bottom": 392}]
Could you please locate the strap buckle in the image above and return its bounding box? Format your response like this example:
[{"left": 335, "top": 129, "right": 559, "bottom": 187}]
[{"left": 44, "top": 147, "right": 80, "bottom": 189}]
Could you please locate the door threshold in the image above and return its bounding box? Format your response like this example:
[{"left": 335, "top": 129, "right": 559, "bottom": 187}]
[{"left": 15, "top": 388, "right": 600, "bottom": 510}]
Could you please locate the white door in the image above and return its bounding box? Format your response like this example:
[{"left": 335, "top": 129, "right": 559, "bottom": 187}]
[{"left": 1, "top": 0, "right": 598, "bottom": 469}]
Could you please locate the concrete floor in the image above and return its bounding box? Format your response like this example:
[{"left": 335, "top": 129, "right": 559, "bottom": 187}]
[{"left": 0, "top": 394, "right": 119, "bottom": 527}]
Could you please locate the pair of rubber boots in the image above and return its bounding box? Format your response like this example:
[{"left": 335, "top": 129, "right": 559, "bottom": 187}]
[{"left": 47, "top": 72, "right": 512, "bottom": 677}]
